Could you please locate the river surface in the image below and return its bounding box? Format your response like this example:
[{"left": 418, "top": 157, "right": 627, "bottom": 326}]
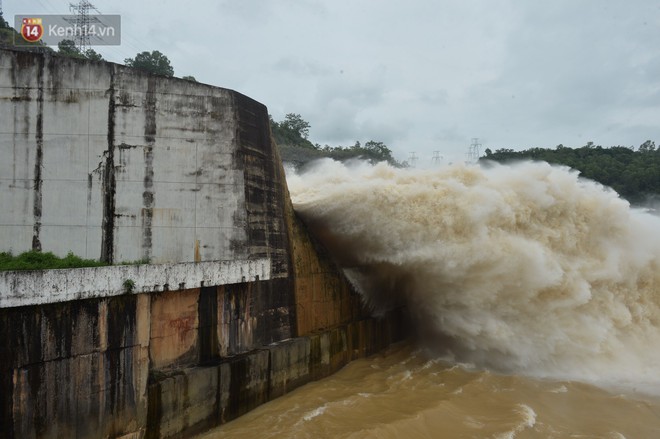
[
  {"left": 198, "top": 342, "right": 660, "bottom": 438},
  {"left": 201, "top": 160, "right": 660, "bottom": 438}
]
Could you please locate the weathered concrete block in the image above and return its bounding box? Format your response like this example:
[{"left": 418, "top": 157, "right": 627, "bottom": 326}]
[
  {"left": 150, "top": 289, "right": 199, "bottom": 370},
  {"left": 289, "top": 213, "right": 368, "bottom": 336},
  {"left": 346, "top": 319, "right": 369, "bottom": 361},
  {"left": 136, "top": 294, "right": 151, "bottom": 348},
  {"left": 0, "top": 299, "right": 99, "bottom": 370},
  {"left": 0, "top": 259, "right": 271, "bottom": 309},
  {"left": 0, "top": 294, "right": 141, "bottom": 369},
  {"left": 198, "top": 286, "right": 219, "bottom": 364},
  {"left": 0, "top": 294, "right": 149, "bottom": 439},
  {"left": 308, "top": 331, "right": 331, "bottom": 380},
  {"left": 363, "top": 308, "right": 410, "bottom": 356},
  {"left": 309, "top": 326, "right": 350, "bottom": 381},
  {"left": 11, "top": 344, "right": 147, "bottom": 439},
  {"left": 147, "top": 366, "right": 219, "bottom": 439},
  {"left": 218, "top": 279, "right": 294, "bottom": 356},
  {"left": 218, "top": 349, "right": 269, "bottom": 424},
  {"left": 106, "top": 294, "right": 139, "bottom": 350},
  {"left": 268, "top": 337, "right": 311, "bottom": 399}
]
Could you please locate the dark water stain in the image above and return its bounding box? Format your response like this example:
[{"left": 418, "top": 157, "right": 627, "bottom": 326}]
[
  {"left": 101, "top": 67, "right": 117, "bottom": 263},
  {"left": 199, "top": 286, "right": 219, "bottom": 364},
  {"left": 225, "top": 350, "right": 269, "bottom": 422},
  {"left": 142, "top": 77, "right": 157, "bottom": 261},
  {"left": 146, "top": 381, "right": 162, "bottom": 439},
  {"left": 105, "top": 296, "right": 137, "bottom": 426},
  {"left": 31, "top": 55, "right": 45, "bottom": 251}
]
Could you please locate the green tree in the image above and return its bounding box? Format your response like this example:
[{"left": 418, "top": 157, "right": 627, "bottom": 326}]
[
  {"left": 270, "top": 113, "right": 404, "bottom": 168},
  {"left": 0, "top": 14, "right": 13, "bottom": 47},
  {"left": 639, "top": 140, "right": 656, "bottom": 153},
  {"left": 58, "top": 40, "right": 84, "bottom": 58},
  {"left": 57, "top": 40, "right": 103, "bottom": 60},
  {"left": 84, "top": 48, "right": 104, "bottom": 61},
  {"left": 364, "top": 140, "right": 388, "bottom": 154},
  {"left": 124, "top": 50, "right": 174, "bottom": 76},
  {"left": 269, "top": 113, "right": 315, "bottom": 149},
  {"left": 182, "top": 75, "right": 197, "bottom": 82},
  {"left": 281, "top": 113, "right": 311, "bottom": 139}
]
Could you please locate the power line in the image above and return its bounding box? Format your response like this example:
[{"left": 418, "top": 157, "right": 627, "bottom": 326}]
[
  {"left": 35, "top": 0, "right": 60, "bottom": 14},
  {"left": 432, "top": 151, "right": 442, "bottom": 166},
  {"left": 466, "top": 138, "right": 482, "bottom": 163},
  {"left": 66, "top": 1, "right": 101, "bottom": 52},
  {"left": 408, "top": 152, "right": 418, "bottom": 168},
  {"left": 86, "top": 4, "right": 156, "bottom": 61}
]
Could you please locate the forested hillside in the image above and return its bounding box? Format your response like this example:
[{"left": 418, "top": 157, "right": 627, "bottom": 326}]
[{"left": 481, "top": 141, "right": 660, "bottom": 203}]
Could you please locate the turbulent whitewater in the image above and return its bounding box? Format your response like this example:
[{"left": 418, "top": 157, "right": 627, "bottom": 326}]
[{"left": 286, "top": 159, "right": 660, "bottom": 389}]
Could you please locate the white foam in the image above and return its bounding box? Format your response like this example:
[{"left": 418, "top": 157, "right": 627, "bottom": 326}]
[
  {"left": 301, "top": 404, "right": 327, "bottom": 422},
  {"left": 549, "top": 385, "right": 568, "bottom": 393},
  {"left": 495, "top": 404, "right": 537, "bottom": 439}
]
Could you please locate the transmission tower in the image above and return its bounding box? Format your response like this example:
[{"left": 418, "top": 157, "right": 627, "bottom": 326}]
[
  {"left": 466, "top": 138, "right": 482, "bottom": 163},
  {"left": 432, "top": 151, "right": 443, "bottom": 166},
  {"left": 67, "top": 1, "right": 100, "bottom": 52},
  {"left": 407, "top": 152, "right": 418, "bottom": 168}
]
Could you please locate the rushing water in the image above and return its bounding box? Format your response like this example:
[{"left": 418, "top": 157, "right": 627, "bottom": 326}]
[
  {"left": 199, "top": 343, "right": 660, "bottom": 438},
  {"left": 200, "top": 160, "right": 660, "bottom": 438}
]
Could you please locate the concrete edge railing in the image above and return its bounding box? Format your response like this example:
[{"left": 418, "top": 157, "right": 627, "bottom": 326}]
[{"left": 0, "top": 258, "right": 271, "bottom": 308}]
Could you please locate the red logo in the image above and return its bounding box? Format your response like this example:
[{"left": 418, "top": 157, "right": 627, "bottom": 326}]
[{"left": 21, "top": 18, "right": 44, "bottom": 43}]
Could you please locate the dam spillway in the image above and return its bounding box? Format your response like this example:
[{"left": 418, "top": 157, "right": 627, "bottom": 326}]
[{"left": 0, "top": 48, "right": 408, "bottom": 438}]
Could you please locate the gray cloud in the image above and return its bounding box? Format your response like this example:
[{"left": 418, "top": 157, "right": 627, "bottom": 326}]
[
  {"left": 8, "top": 0, "right": 660, "bottom": 163},
  {"left": 272, "top": 57, "right": 333, "bottom": 76}
]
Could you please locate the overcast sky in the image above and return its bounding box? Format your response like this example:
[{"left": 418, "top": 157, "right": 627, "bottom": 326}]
[{"left": 6, "top": 0, "right": 660, "bottom": 164}]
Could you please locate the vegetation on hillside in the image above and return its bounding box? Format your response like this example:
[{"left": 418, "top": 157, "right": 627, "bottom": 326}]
[
  {"left": 0, "top": 13, "right": 14, "bottom": 46},
  {"left": 270, "top": 113, "right": 403, "bottom": 168},
  {"left": 481, "top": 141, "right": 660, "bottom": 203},
  {"left": 0, "top": 14, "right": 53, "bottom": 52},
  {"left": 0, "top": 18, "right": 100, "bottom": 59}
]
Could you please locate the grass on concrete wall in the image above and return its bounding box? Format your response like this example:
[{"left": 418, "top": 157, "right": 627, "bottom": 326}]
[
  {"left": 0, "top": 251, "right": 108, "bottom": 271},
  {"left": 0, "top": 251, "right": 150, "bottom": 271}
]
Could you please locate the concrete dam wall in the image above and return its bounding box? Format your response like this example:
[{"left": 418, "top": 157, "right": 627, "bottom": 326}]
[
  {"left": 0, "top": 47, "right": 286, "bottom": 265},
  {"left": 0, "top": 49, "right": 408, "bottom": 438}
]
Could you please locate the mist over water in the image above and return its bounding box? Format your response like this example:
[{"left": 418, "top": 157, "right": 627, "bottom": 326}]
[{"left": 287, "top": 159, "right": 660, "bottom": 390}]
